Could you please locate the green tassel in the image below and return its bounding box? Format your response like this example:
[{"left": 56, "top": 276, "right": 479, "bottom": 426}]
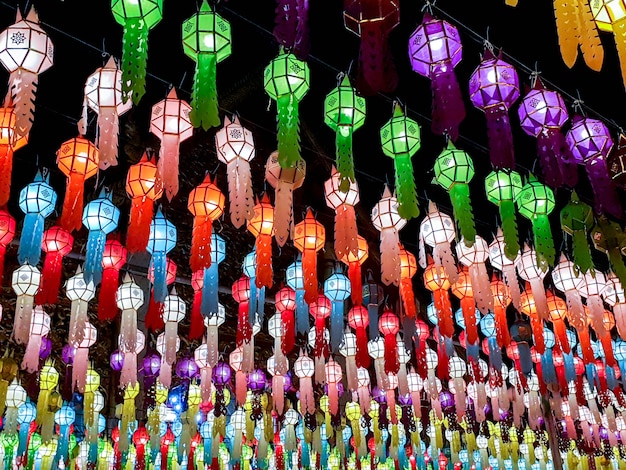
[
  {"left": 277, "top": 93, "right": 301, "bottom": 169},
  {"left": 532, "top": 215, "right": 556, "bottom": 272},
  {"left": 449, "top": 183, "right": 476, "bottom": 246},
  {"left": 190, "top": 53, "right": 220, "bottom": 130},
  {"left": 610, "top": 248, "right": 626, "bottom": 292},
  {"left": 336, "top": 127, "right": 355, "bottom": 193},
  {"left": 121, "top": 18, "right": 149, "bottom": 105},
  {"left": 571, "top": 229, "right": 594, "bottom": 276},
  {"left": 499, "top": 199, "right": 520, "bottom": 261},
  {"left": 393, "top": 153, "right": 420, "bottom": 220}
]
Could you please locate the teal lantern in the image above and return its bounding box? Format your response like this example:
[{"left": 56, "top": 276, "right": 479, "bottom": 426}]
[
  {"left": 201, "top": 233, "right": 226, "bottom": 318},
  {"left": 324, "top": 267, "right": 351, "bottom": 354},
  {"left": 286, "top": 257, "right": 308, "bottom": 335},
  {"left": 380, "top": 103, "right": 421, "bottom": 220},
  {"left": 324, "top": 74, "right": 366, "bottom": 192},
  {"left": 264, "top": 50, "right": 310, "bottom": 168},
  {"left": 484, "top": 170, "right": 523, "bottom": 261},
  {"left": 147, "top": 207, "right": 177, "bottom": 304},
  {"left": 182, "top": 1, "right": 232, "bottom": 130},
  {"left": 433, "top": 140, "right": 476, "bottom": 246},
  {"left": 111, "top": 0, "right": 163, "bottom": 104},
  {"left": 515, "top": 175, "right": 556, "bottom": 272}
]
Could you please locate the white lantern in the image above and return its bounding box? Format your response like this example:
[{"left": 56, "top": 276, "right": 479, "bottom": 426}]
[
  {"left": 419, "top": 201, "right": 458, "bottom": 284},
  {"left": 371, "top": 186, "right": 406, "bottom": 286},
  {"left": 66, "top": 266, "right": 96, "bottom": 348},
  {"left": 11, "top": 263, "right": 40, "bottom": 345},
  {"left": 21, "top": 305, "right": 50, "bottom": 373}
]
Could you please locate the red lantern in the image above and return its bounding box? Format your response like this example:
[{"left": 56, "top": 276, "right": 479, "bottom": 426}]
[
  {"left": 98, "top": 237, "right": 127, "bottom": 322},
  {"left": 451, "top": 268, "right": 478, "bottom": 346},
  {"left": 125, "top": 153, "right": 163, "bottom": 253},
  {"left": 145, "top": 257, "right": 177, "bottom": 332},
  {"left": 491, "top": 275, "right": 512, "bottom": 348},
  {"left": 189, "top": 270, "right": 204, "bottom": 340},
  {"left": 36, "top": 226, "right": 73, "bottom": 304},
  {"left": 247, "top": 194, "right": 274, "bottom": 289},
  {"left": 293, "top": 209, "right": 325, "bottom": 305},
  {"left": 275, "top": 286, "right": 296, "bottom": 355},
  {"left": 348, "top": 305, "right": 370, "bottom": 368},
  {"left": 340, "top": 234, "right": 368, "bottom": 306},
  {"left": 0, "top": 100, "right": 27, "bottom": 206},
  {"left": 398, "top": 245, "right": 417, "bottom": 318},
  {"left": 132, "top": 424, "right": 150, "bottom": 470},
  {"left": 546, "top": 290, "right": 570, "bottom": 354},
  {"left": 0, "top": 208, "right": 15, "bottom": 285},
  {"left": 414, "top": 319, "right": 430, "bottom": 379},
  {"left": 379, "top": 310, "right": 400, "bottom": 375},
  {"left": 423, "top": 259, "right": 454, "bottom": 338}
]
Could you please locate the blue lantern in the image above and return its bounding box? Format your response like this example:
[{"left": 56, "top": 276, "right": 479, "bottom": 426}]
[
  {"left": 18, "top": 169, "right": 57, "bottom": 265},
  {"left": 427, "top": 302, "right": 438, "bottom": 325},
  {"left": 481, "top": 313, "right": 502, "bottom": 373},
  {"left": 543, "top": 328, "right": 556, "bottom": 349},
  {"left": 455, "top": 306, "right": 481, "bottom": 330},
  {"left": 53, "top": 403, "right": 75, "bottom": 469},
  {"left": 147, "top": 208, "right": 176, "bottom": 303},
  {"left": 82, "top": 188, "right": 120, "bottom": 285},
  {"left": 286, "top": 257, "right": 308, "bottom": 334},
  {"left": 201, "top": 232, "right": 225, "bottom": 318},
  {"left": 200, "top": 416, "right": 213, "bottom": 465},
  {"left": 16, "top": 401, "right": 36, "bottom": 459},
  {"left": 324, "top": 267, "right": 351, "bottom": 353},
  {"left": 242, "top": 248, "right": 264, "bottom": 324}
]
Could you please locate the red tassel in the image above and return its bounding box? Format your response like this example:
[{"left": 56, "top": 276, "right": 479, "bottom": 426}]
[
  {"left": 302, "top": 248, "right": 317, "bottom": 305},
  {"left": 416, "top": 342, "right": 427, "bottom": 379},
  {"left": 384, "top": 333, "right": 399, "bottom": 375},
  {"left": 348, "top": 261, "right": 362, "bottom": 306},
  {"left": 399, "top": 278, "right": 416, "bottom": 318},
  {"left": 59, "top": 172, "right": 86, "bottom": 233},
  {"left": 37, "top": 252, "right": 64, "bottom": 305},
  {"left": 494, "top": 305, "right": 510, "bottom": 348},
  {"left": 127, "top": 196, "right": 155, "bottom": 253},
  {"left": 355, "top": 326, "right": 370, "bottom": 369},
  {"left": 145, "top": 291, "right": 165, "bottom": 332},
  {"left": 282, "top": 309, "right": 295, "bottom": 355},
  {"left": 0, "top": 146, "right": 13, "bottom": 207},
  {"left": 434, "top": 289, "right": 454, "bottom": 338},
  {"left": 577, "top": 327, "right": 595, "bottom": 365},
  {"left": 599, "top": 333, "right": 617, "bottom": 368},
  {"left": 460, "top": 296, "right": 478, "bottom": 345},
  {"left": 314, "top": 316, "right": 326, "bottom": 358},
  {"left": 237, "top": 301, "right": 252, "bottom": 345},
  {"left": 437, "top": 331, "right": 449, "bottom": 381},
  {"left": 190, "top": 216, "right": 213, "bottom": 273},
  {"left": 553, "top": 319, "right": 570, "bottom": 354},
  {"left": 256, "top": 233, "right": 273, "bottom": 289},
  {"left": 189, "top": 289, "right": 205, "bottom": 340},
  {"left": 97, "top": 267, "right": 119, "bottom": 321},
  {"left": 529, "top": 313, "right": 545, "bottom": 354}
]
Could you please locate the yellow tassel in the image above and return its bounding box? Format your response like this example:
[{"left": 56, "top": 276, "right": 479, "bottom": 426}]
[
  {"left": 578, "top": 0, "right": 604, "bottom": 70},
  {"left": 506, "top": 0, "right": 519, "bottom": 5},
  {"left": 554, "top": 0, "right": 581, "bottom": 67},
  {"left": 613, "top": 16, "right": 626, "bottom": 89}
]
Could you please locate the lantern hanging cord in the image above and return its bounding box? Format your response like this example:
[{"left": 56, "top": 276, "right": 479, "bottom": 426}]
[{"left": 421, "top": 1, "right": 435, "bottom": 14}]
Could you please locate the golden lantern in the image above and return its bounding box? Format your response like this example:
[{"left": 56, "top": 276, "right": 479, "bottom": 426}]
[
  {"left": 247, "top": 194, "right": 275, "bottom": 289},
  {"left": 0, "top": 101, "right": 27, "bottom": 206},
  {"left": 293, "top": 209, "right": 325, "bottom": 305}
]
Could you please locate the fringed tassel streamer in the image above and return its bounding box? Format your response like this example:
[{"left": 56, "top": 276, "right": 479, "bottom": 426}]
[
  {"left": 393, "top": 154, "right": 419, "bottom": 220},
  {"left": 150, "top": 251, "right": 168, "bottom": 303},
  {"left": 255, "top": 233, "right": 273, "bottom": 289},
  {"left": 334, "top": 203, "right": 358, "bottom": 261},
  {"left": 336, "top": 128, "right": 355, "bottom": 192},
  {"left": 380, "top": 228, "right": 401, "bottom": 286},
  {"left": 227, "top": 159, "right": 254, "bottom": 229},
  {"left": 98, "top": 267, "right": 119, "bottom": 322},
  {"left": 9, "top": 70, "right": 37, "bottom": 140},
  {"left": 17, "top": 214, "right": 44, "bottom": 265},
  {"left": 0, "top": 146, "right": 13, "bottom": 207},
  {"left": 97, "top": 107, "right": 120, "bottom": 169},
  {"left": 399, "top": 278, "right": 416, "bottom": 318},
  {"left": 532, "top": 215, "right": 556, "bottom": 272},
  {"left": 37, "top": 252, "right": 64, "bottom": 305},
  {"left": 434, "top": 288, "right": 454, "bottom": 338},
  {"left": 348, "top": 261, "right": 362, "bottom": 306},
  {"left": 449, "top": 184, "right": 476, "bottom": 245},
  {"left": 121, "top": 18, "right": 149, "bottom": 105},
  {"left": 276, "top": 93, "right": 301, "bottom": 169},
  {"left": 274, "top": 180, "right": 295, "bottom": 247},
  {"left": 127, "top": 196, "right": 154, "bottom": 253},
  {"left": 585, "top": 155, "right": 622, "bottom": 218},
  {"left": 330, "top": 301, "right": 344, "bottom": 353},
  {"left": 430, "top": 66, "right": 465, "bottom": 141},
  {"left": 190, "top": 216, "right": 213, "bottom": 273},
  {"left": 537, "top": 131, "right": 565, "bottom": 188},
  {"left": 158, "top": 133, "right": 181, "bottom": 202},
  {"left": 83, "top": 230, "right": 107, "bottom": 286},
  {"left": 301, "top": 248, "right": 317, "bottom": 305},
  {"left": 189, "top": 53, "right": 220, "bottom": 130},
  {"left": 485, "top": 105, "right": 515, "bottom": 170},
  {"left": 202, "top": 263, "right": 219, "bottom": 317},
  {"left": 433, "top": 242, "right": 459, "bottom": 285},
  {"left": 357, "top": 22, "right": 397, "bottom": 95}
]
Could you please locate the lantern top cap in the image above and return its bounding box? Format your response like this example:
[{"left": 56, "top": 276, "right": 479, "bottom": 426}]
[
  {"left": 382, "top": 185, "right": 392, "bottom": 199},
  {"left": 103, "top": 56, "right": 117, "bottom": 70},
  {"left": 167, "top": 88, "right": 178, "bottom": 100},
  {"left": 25, "top": 7, "right": 39, "bottom": 23},
  {"left": 199, "top": 0, "right": 212, "bottom": 12}
]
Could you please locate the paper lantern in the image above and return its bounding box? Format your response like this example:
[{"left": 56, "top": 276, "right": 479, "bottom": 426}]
[
  {"left": 161, "top": 287, "right": 186, "bottom": 373},
  {"left": 566, "top": 115, "right": 622, "bottom": 218},
  {"left": 309, "top": 293, "right": 331, "bottom": 381},
  {"left": 484, "top": 170, "right": 522, "bottom": 261},
  {"left": 36, "top": 226, "right": 73, "bottom": 305},
  {"left": 65, "top": 266, "right": 96, "bottom": 352},
  {"left": 340, "top": 234, "right": 368, "bottom": 307},
  {"left": 265, "top": 150, "right": 305, "bottom": 246},
  {"left": 17, "top": 169, "right": 57, "bottom": 266},
  {"left": 0, "top": 8, "right": 53, "bottom": 140},
  {"left": 111, "top": 0, "right": 163, "bottom": 104},
  {"left": 11, "top": 263, "right": 40, "bottom": 345},
  {"left": 215, "top": 116, "right": 256, "bottom": 228},
  {"left": 293, "top": 209, "right": 325, "bottom": 304},
  {"left": 201, "top": 232, "right": 226, "bottom": 318},
  {"left": 4, "top": 380, "right": 26, "bottom": 435},
  {"left": 451, "top": 269, "right": 479, "bottom": 346},
  {"left": 70, "top": 321, "right": 97, "bottom": 393},
  {"left": 554, "top": 0, "right": 603, "bottom": 71},
  {"left": 419, "top": 201, "right": 458, "bottom": 284},
  {"left": 546, "top": 291, "right": 570, "bottom": 354},
  {"left": 125, "top": 152, "right": 163, "bottom": 253},
  {"left": 0, "top": 101, "right": 27, "bottom": 206},
  {"left": 21, "top": 305, "right": 50, "bottom": 373},
  {"left": 591, "top": 215, "right": 626, "bottom": 291},
  {"left": 147, "top": 208, "right": 176, "bottom": 303},
  {"left": 343, "top": 0, "right": 399, "bottom": 95},
  {"left": 519, "top": 285, "right": 546, "bottom": 355},
  {"left": 53, "top": 403, "right": 75, "bottom": 467},
  {"left": 339, "top": 330, "right": 359, "bottom": 392},
  {"left": 247, "top": 194, "right": 274, "bottom": 289},
  {"left": 456, "top": 235, "right": 493, "bottom": 314},
  {"left": 590, "top": 0, "right": 626, "bottom": 88},
  {"left": 97, "top": 236, "right": 127, "bottom": 322},
  {"left": 423, "top": 260, "right": 454, "bottom": 339},
  {"left": 380, "top": 104, "right": 421, "bottom": 220},
  {"left": 398, "top": 245, "right": 417, "bottom": 318},
  {"left": 560, "top": 191, "right": 595, "bottom": 276},
  {"left": 515, "top": 175, "right": 555, "bottom": 272},
  {"left": 518, "top": 244, "right": 550, "bottom": 318},
  {"left": 371, "top": 186, "right": 406, "bottom": 286},
  {"left": 325, "top": 165, "right": 360, "bottom": 263},
  {"left": 324, "top": 267, "right": 351, "bottom": 353},
  {"left": 150, "top": 88, "right": 193, "bottom": 201},
  {"left": 408, "top": 12, "right": 465, "bottom": 140},
  {"left": 0, "top": 209, "right": 15, "bottom": 286},
  {"left": 182, "top": 1, "right": 231, "bottom": 130},
  {"left": 116, "top": 274, "right": 144, "bottom": 361},
  {"left": 469, "top": 48, "right": 520, "bottom": 170},
  {"left": 263, "top": 50, "right": 309, "bottom": 168},
  {"left": 488, "top": 228, "right": 522, "bottom": 310}
]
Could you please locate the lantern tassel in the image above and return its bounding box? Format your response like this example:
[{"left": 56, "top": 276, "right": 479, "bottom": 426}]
[
  {"left": 578, "top": 0, "right": 604, "bottom": 72},
  {"left": 158, "top": 133, "right": 181, "bottom": 202},
  {"left": 17, "top": 214, "right": 44, "bottom": 265},
  {"left": 531, "top": 215, "right": 556, "bottom": 272},
  {"left": 537, "top": 131, "right": 564, "bottom": 188},
  {"left": 336, "top": 127, "right": 355, "bottom": 192},
  {"left": 121, "top": 18, "right": 149, "bottom": 105},
  {"left": 0, "top": 146, "right": 13, "bottom": 207},
  {"left": 330, "top": 301, "right": 344, "bottom": 353},
  {"left": 13, "top": 295, "right": 34, "bottom": 345},
  {"left": 380, "top": 228, "right": 401, "bottom": 286},
  {"left": 274, "top": 180, "right": 295, "bottom": 247},
  {"left": 84, "top": 230, "right": 106, "bottom": 286},
  {"left": 553, "top": 319, "right": 570, "bottom": 354},
  {"left": 494, "top": 304, "right": 510, "bottom": 348},
  {"left": 72, "top": 347, "right": 89, "bottom": 393},
  {"left": 461, "top": 296, "right": 478, "bottom": 345},
  {"left": 335, "top": 204, "right": 359, "bottom": 261},
  {"left": 255, "top": 233, "right": 273, "bottom": 289},
  {"left": 571, "top": 229, "right": 594, "bottom": 276},
  {"left": 585, "top": 156, "right": 622, "bottom": 218},
  {"left": 0, "top": 246, "right": 5, "bottom": 286},
  {"left": 127, "top": 197, "right": 154, "bottom": 253},
  {"left": 302, "top": 248, "right": 317, "bottom": 305},
  {"left": 384, "top": 334, "right": 399, "bottom": 375},
  {"left": 9, "top": 70, "right": 37, "bottom": 140},
  {"left": 433, "top": 242, "right": 459, "bottom": 285},
  {"left": 499, "top": 199, "right": 520, "bottom": 261},
  {"left": 59, "top": 173, "right": 86, "bottom": 233},
  {"left": 295, "top": 288, "right": 309, "bottom": 334},
  {"left": 276, "top": 93, "right": 301, "bottom": 169},
  {"left": 145, "top": 290, "right": 165, "bottom": 331},
  {"left": 189, "top": 290, "right": 205, "bottom": 341},
  {"left": 119, "top": 309, "right": 138, "bottom": 354},
  {"left": 430, "top": 66, "right": 465, "bottom": 142},
  {"left": 469, "top": 263, "right": 493, "bottom": 314},
  {"left": 201, "top": 263, "right": 219, "bottom": 317},
  {"left": 282, "top": 309, "right": 295, "bottom": 354},
  {"left": 151, "top": 252, "right": 168, "bottom": 304},
  {"left": 609, "top": 248, "right": 626, "bottom": 290},
  {"left": 485, "top": 106, "right": 515, "bottom": 170},
  {"left": 393, "top": 154, "right": 419, "bottom": 220},
  {"left": 191, "top": 216, "right": 213, "bottom": 273},
  {"left": 357, "top": 22, "right": 397, "bottom": 95},
  {"left": 348, "top": 262, "right": 362, "bottom": 306},
  {"left": 399, "top": 278, "right": 416, "bottom": 318},
  {"left": 227, "top": 159, "right": 254, "bottom": 229},
  {"left": 120, "top": 352, "right": 138, "bottom": 386},
  {"left": 434, "top": 289, "right": 454, "bottom": 338},
  {"left": 553, "top": 0, "right": 579, "bottom": 68},
  {"left": 502, "top": 264, "right": 522, "bottom": 311},
  {"left": 355, "top": 327, "right": 370, "bottom": 369},
  {"left": 22, "top": 333, "right": 42, "bottom": 373},
  {"left": 190, "top": 53, "right": 220, "bottom": 130},
  {"left": 37, "top": 252, "right": 64, "bottom": 305},
  {"left": 97, "top": 107, "right": 120, "bottom": 169},
  {"left": 449, "top": 183, "right": 476, "bottom": 246},
  {"left": 98, "top": 267, "right": 119, "bottom": 322},
  {"left": 164, "top": 321, "right": 178, "bottom": 366},
  {"left": 69, "top": 300, "right": 88, "bottom": 347}
]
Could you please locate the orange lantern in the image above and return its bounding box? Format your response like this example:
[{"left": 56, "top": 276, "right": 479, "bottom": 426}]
[
  {"left": 491, "top": 275, "right": 512, "bottom": 348},
  {"left": 247, "top": 194, "right": 274, "bottom": 289},
  {"left": 0, "top": 100, "right": 27, "bottom": 206},
  {"left": 340, "top": 234, "right": 368, "bottom": 306},
  {"left": 546, "top": 290, "right": 570, "bottom": 354},
  {"left": 125, "top": 153, "right": 163, "bottom": 253},
  {"left": 187, "top": 174, "right": 225, "bottom": 273},
  {"left": 451, "top": 268, "right": 478, "bottom": 346},
  {"left": 56, "top": 136, "right": 99, "bottom": 232},
  {"left": 519, "top": 284, "right": 546, "bottom": 355},
  {"left": 98, "top": 237, "right": 127, "bottom": 322},
  {"left": 423, "top": 258, "right": 454, "bottom": 338},
  {"left": 398, "top": 245, "right": 417, "bottom": 318},
  {"left": 293, "top": 209, "right": 326, "bottom": 305},
  {"left": 36, "top": 226, "right": 73, "bottom": 305}
]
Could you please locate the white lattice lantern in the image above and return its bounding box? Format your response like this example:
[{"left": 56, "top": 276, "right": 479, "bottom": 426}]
[
  {"left": 71, "top": 321, "right": 97, "bottom": 393},
  {"left": 456, "top": 235, "right": 493, "bottom": 313},
  {"left": 551, "top": 254, "right": 586, "bottom": 331},
  {"left": 116, "top": 274, "right": 144, "bottom": 358},
  {"left": 419, "top": 201, "right": 458, "bottom": 284},
  {"left": 517, "top": 245, "right": 548, "bottom": 320},
  {"left": 4, "top": 380, "right": 27, "bottom": 434},
  {"left": 11, "top": 263, "right": 41, "bottom": 345},
  {"left": 602, "top": 274, "right": 626, "bottom": 339},
  {"left": 371, "top": 186, "right": 406, "bottom": 286},
  {"left": 22, "top": 305, "right": 50, "bottom": 373},
  {"left": 66, "top": 266, "right": 96, "bottom": 348}
]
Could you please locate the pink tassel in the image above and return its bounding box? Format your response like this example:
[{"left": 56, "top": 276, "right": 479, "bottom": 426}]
[
  {"left": 120, "top": 352, "right": 138, "bottom": 387},
  {"left": 72, "top": 347, "right": 89, "bottom": 393},
  {"left": 97, "top": 107, "right": 120, "bottom": 169},
  {"left": 236, "top": 370, "right": 247, "bottom": 406},
  {"left": 22, "top": 333, "right": 43, "bottom": 373},
  {"left": 159, "top": 360, "right": 172, "bottom": 388},
  {"left": 158, "top": 133, "right": 181, "bottom": 202},
  {"left": 380, "top": 228, "right": 401, "bottom": 286}
]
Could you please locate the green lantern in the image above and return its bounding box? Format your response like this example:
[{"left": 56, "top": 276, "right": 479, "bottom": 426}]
[
  {"left": 433, "top": 140, "right": 476, "bottom": 247},
  {"left": 515, "top": 174, "right": 556, "bottom": 272},
  {"left": 264, "top": 49, "right": 310, "bottom": 169},
  {"left": 111, "top": 0, "right": 163, "bottom": 105},
  {"left": 182, "top": 1, "right": 231, "bottom": 130},
  {"left": 379, "top": 104, "right": 421, "bottom": 220},
  {"left": 324, "top": 75, "right": 366, "bottom": 193},
  {"left": 591, "top": 215, "right": 626, "bottom": 289},
  {"left": 560, "top": 191, "right": 595, "bottom": 276},
  {"left": 484, "top": 169, "right": 523, "bottom": 261}
]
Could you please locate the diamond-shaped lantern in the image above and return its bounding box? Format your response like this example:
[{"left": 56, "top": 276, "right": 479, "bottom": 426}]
[
  {"left": 371, "top": 186, "right": 406, "bottom": 286},
  {"left": 147, "top": 207, "right": 176, "bottom": 304}
]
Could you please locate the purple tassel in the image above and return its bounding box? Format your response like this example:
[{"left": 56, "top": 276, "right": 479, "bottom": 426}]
[
  {"left": 537, "top": 130, "right": 564, "bottom": 188},
  {"left": 485, "top": 105, "right": 515, "bottom": 169},
  {"left": 430, "top": 66, "right": 466, "bottom": 142},
  {"left": 294, "top": 0, "right": 310, "bottom": 60},
  {"left": 586, "top": 155, "right": 623, "bottom": 218},
  {"left": 552, "top": 129, "right": 579, "bottom": 187},
  {"left": 274, "top": 0, "right": 309, "bottom": 60},
  {"left": 357, "top": 21, "right": 398, "bottom": 96}
]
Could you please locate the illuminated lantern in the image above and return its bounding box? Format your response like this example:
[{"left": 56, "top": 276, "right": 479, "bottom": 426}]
[
  {"left": 150, "top": 88, "right": 193, "bottom": 201},
  {"left": 242, "top": 251, "right": 265, "bottom": 329},
  {"left": 560, "top": 191, "right": 594, "bottom": 275},
  {"left": 324, "top": 75, "right": 366, "bottom": 191},
  {"left": 17, "top": 169, "right": 57, "bottom": 266},
  {"left": 343, "top": 0, "right": 399, "bottom": 95},
  {"left": 325, "top": 165, "right": 360, "bottom": 263},
  {"left": 84, "top": 56, "right": 131, "bottom": 169},
  {"left": 21, "top": 305, "right": 50, "bottom": 373},
  {"left": 264, "top": 50, "right": 309, "bottom": 169},
  {"left": 147, "top": 208, "right": 176, "bottom": 303},
  {"left": 247, "top": 194, "right": 274, "bottom": 289},
  {"left": 188, "top": 174, "right": 225, "bottom": 273},
  {"left": 419, "top": 201, "right": 458, "bottom": 284},
  {"left": 324, "top": 268, "right": 350, "bottom": 352},
  {"left": 491, "top": 276, "right": 512, "bottom": 347},
  {"left": 348, "top": 305, "right": 370, "bottom": 369},
  {"left": 340, "top": 234, "right": 368, "bottom": 307},
  {"left": 434, "top": 141, "right": 476, "bottom": 244},
  {"left": 577, "top": 271, "right": 615, "bottom": 366},
  {"left": 0, "top": 209, "right": 14, "bottom": 286},
  {"left": 275, "top": 286, "right": 296, "bottom": 355},
  {"left": 591, "top": 215, "right": 626, "bottom": 289},
  {"left": 485, "top": 170, "right": 523, "bottom": 261},
  {"left": 228, "top": 347, "right": 246, "bottom": 405},
  {"left": 0, "top": 8, "right": 53, "bottom": 140},
  {"left": 379, "top": 310, "right": 400, "bottom": 375},
  {"left": 0, "top": 101, "right": 27, "bottom": 206},
  {"left": 161, "top": 287, "right": 186, "bottom": 377},
  {"left": 515, "top": 175, "right": 556, "bottom": 272},
  {"left": 408, "top": 12, "right": 465, "bottom": 140},
  {"left": 603, "top": 273, "right": 626, "bottom": 340},
  {"left": 11, "top": 263, "right": 40, "bottom": 345},
  {"left": 116, "top": 274, "right": 144, "bottom": 366},
  {"left": 451, "top": 269, "right": 479, "bottom": 347},
  {"left": 111, "top": 0, "right": 163, "bottom": 104},
  {"left": 265, "top": 150, "right": 306, "bottom": 246},
  {"left": 590, "top": 0, "right": 626, "bottom": 88},
  {"left": 398, "top": 245, "right": 417, "bottom": 318},
  {"left": 97, "top": 237, "right": 127, "bottom": 322},
  {"left": 309, "top": 293, "right": 331, "bottom": 381},
  {"left": 372, "top": 186, "right": 406, "bottom": 286},
  {"left": 546, "top": 291, "right": 570, "bottom": 354},
  {"left": 215, "top": 116, "right": 256, "bottom": 228},
  {"left": 519, "top": 286, "right": 546, "bottom": 355},
  {"left": 53, "top": 403, "right": 75, "bottom": 467},
  {"left": 293, "top": 209, "right": 325, "bottom": 304},
  {"left": 182, "top": 1, "right": 231, "bottom": 130},
  {"left": 518, "top": 245, "right": 549, "bottom": 319},
  {"left": 325, "top": 358, "right": 343, "bottom": 416},
  {"left": 66, "top": 266, "right": 96, "bottom": 355},
  {"left": 132, "top": 424, "right": 150, "bottom": 470},
  {"left": 423, "top": 259, "right": 454, "bottom": 339},
  {"left": 286, "top": 258, "right": 309, "bottom": 334},
  {"left": 190, "top": 270, "right": 205, "bottom": 339},
  {"left": 70, "top": 321, "right": 97, "bottom": 393},
  {"left": 125, "top": 152, "right": 163, "bottom": 253},
  {"left": 267, "top": 316, "right": 288, "bottom": 402},
  {"left": 273, "top": 0, "right": 309, "bottom": 58},
  {"left": 4, "top": 380, "right": 26, "bottom": 435},
  {"left": 566, "top": 115, "right": 622, "bottom": 218},
  {"left": 380, "top": 104, "right": 421, "bottom": 220}
]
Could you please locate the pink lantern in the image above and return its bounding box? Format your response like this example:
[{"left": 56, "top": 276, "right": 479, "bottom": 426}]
[
  {"left": 371, "top": 186, "right": 406, "bottom": 286},
  {"left": 71, "top": 321, "right": 97, "bottom": 393},
  {"left": 22, "top": 305, "right": 50, "bottom": 373},
  {"left": 324, "top": 165, "right": 360, "bottom": 261},
  {"left": 37, "top": 226, "right": 73, "bottom": 305}
]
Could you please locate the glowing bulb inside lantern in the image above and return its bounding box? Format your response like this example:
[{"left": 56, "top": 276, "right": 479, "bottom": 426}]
[
  {"left": 430, "top": 39, "right": 443, "bottom": 51},
  {"left": 487, "top": 70, "right": 497, "bottom": 84},
  {"left": 203, "top": 34, "right": 215, "bottom": 49},
  {"left": 165, "top": 117, "right": 179, "bottom": 133}
]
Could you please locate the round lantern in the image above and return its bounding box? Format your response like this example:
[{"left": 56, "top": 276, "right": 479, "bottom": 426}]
[
  {"left": 36, "top": 226, "right": 73, "bottom": 305},
  {"left": 371, "top": 186, "right": 406, "bottom": 286},
  {"left": 293, "top": 209, "right": 325, "bottom": 304},
  {"left": 324, "top": 267, "right": 351, "bottom": 353},
  {"left": 419, "top": 201, "right": 458, "bottom": 284},
  {"left": 11, "top": 263, "right": 41, "bottom": 345},
  {"left": 247, "top": 194, "right": 274, "bottom": 289}
]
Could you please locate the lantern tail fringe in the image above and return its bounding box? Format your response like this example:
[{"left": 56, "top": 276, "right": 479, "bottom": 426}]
[
  {"left": 97, "top": 107, "right": 120, "bottom": 169},
  {"left": 532, "top": 215, "right": 556, "bottom": 272},
  {"left": 127, "top": 197, "right": 154, "bottom": 253},
  {"left": 399, "top": 278, "right": 416, "bottom": 318},
  {"left": 274, "top": 180, "right": 294, "bottom": 247},
  {"left": 22, "top": 333, "right": 42, "bottom": 373},
  {"left": 554, "top": 0, "right": 580, "bottom": 68},
  {"left": 190, "top": 53, "right": 220, "bottom": 130},
  {"left": 336, "top": 129, "right": 355, "bottom": 193},
  {"left": 69, "top": 301, "right": 88, "bottom": 347},
  {"left": 578, "top": 0, "right": 604, "bottom": 72},
  {"left": 158, "top": 133, "right": 181, "bottom": 202},
  {"left": 0, "top": 146, "right": 13, "bottom": 207},
  {"left": 430, "top": 67, "right": 465, "bottom": 141},
  {"left": 529, "top": 311, "right": 545, "bottom": 354},
  {"left": 494, "top": 305, "right": 510, "bottom": 348},
  {"left": 434, "top": 288, "right": 454, "bottom": 338},
  {"left": 330, "top": 303, "right": 344, "bottom": 353},
  {"left": 189, "top": 290, "right": 204, "bottom": 340},
  {"left": 191, "top": 217, "right": 213, "bottom": 273},
  {"left": 571, "top": 229, "right": 594, "bottom": 275},
  {"left": 151, "top": 251, "right": 169, "bottom": 303},
  {"left": 159, "top": 360, "right": 172, "bottom": 388},
  {"left": 282, "top": 309, "right": 295, "bottom": 354},
  {"left": 164, "top": 321, "right": 178, "bottom": 366},
  {"left": 433, "top": 242, "right": 459, "bottom": 285},
  {"left": 302, "top": 247, "right": 317, "bottom": 305},
  {"left": 84, "top": 230, "right": 106, "bottom": 286},
  {"left": 577, "top": 325, "right": 595, "bottom": 364},
  {"left": 13, "top": 297, "right": 34, "bottom": 346},
  {"left": 276, "top": 93, "right": 301, "bottom": 169},
  {"left": 9, "top": 70, "right": 37, "bottom": 140},
  {"left": 227, "top": 159, "right": 255, "bottom": 229},
  {"left": 585, "top": 156, "right": 622, "bottom": 218},
  {"left": 537, "top": 131, "right": 564, "bottom": 188},
  {"left": 273, "top": 0, "right": 299, "bottom": 49},
  {"left": 553, "top": 319, "right": 570, "bottom": 354},
  {"left": 393, "top": 154, "right": 419, "bottom": 220},
  {"left": 348, "top": 262, "right": 362, "bottom": 306},
  {"left": 119, "top": 310, "right": 138, "bottom": 354},
  {"left": 17, "top": 213, "right": 44, "bottom": 265},
  {"left": 72, "top": 347, "right": 89, "bottom": 393},
  {"left": 380, "top": 228, "right": 401, "bottom": 286},
  {"left": 485, "top": 106, "right": 515, "bottom": 170},
  {"left": 610, "top": 248, "right": 626, "bottom": 291},
  {"left": 355, "top": 326, "right": 370, "bottom": 369},
  {"left": 120, "top": 352, "right": 138, "bottom": 387},
  {"left": 449, "top": 183, "right": 476, "bottom": 246},
  {"left": 37, "top": 252, "right": 64, "bottom": 305},
  {"left": 59, "top": 173, "right": 86, "bottom": 233},
  {"left": 356, "top": 22, "right": 397, "bottom": 96},
  {"left": 470, "top": 263, "right": 493, "bottom": 314},
  {"left": 97, "top": 268, "right": 120, "bottom": 322},
  {"left": 121, "top": 18, "right": 149, "bottom": 105},
  {"left": 255, "top": 233, "right": 273, "bottom": 289},
  {"left": 461, "top": 296, "right": 478, "bottom": 345},
  {"left": 499, "top": 199, "right": 520, "bottom": 261},
  {"left": 145, "top": 291, "right": 165, "bottom": 332},
  {"left": 384, "top": 334, "right": 399, "bottom": 375},
  {"left": 0, "top": 246, "right": 5, "bottom": 286},
  {"left": 293, "top": 0, "right": 310, "bottom": 59},
  {"left": 334, "top": 204, "right": 359, "bottom": 261}
]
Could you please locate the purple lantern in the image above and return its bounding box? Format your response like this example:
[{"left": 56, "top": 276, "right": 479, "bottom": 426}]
[
  {"left": 408, "top": 12, "right": 465, "bottom": 141},
  {"left": 176, "top": 356, "right": 200, "bottom": 381},
  {"left": 39, "top": 336, "right": 52, "bottom": 360},
  {"left": 247, "top": 368, "right": 267, "bottom": 392},
  {"left": 62, "top": 344, "right": 75, "bottom": 364},
  {"left": 212, "top": 361, "right": 232, "bottom": 387},
  {"left": 439, "top": 390, "right": 455, "bottom": 410},
  {"left": 142, "top": 352, "right": 162, "bottom": 376},
  {"left": 517, "top": 77, "right": 578, "bottom": 188},
  {"left": 566, "top": 116, "right": 622, "bottom": 218},
  {"left": 273, "top": 0, "right": 309, "bottom": 60},
  {"left": 398, "top": 393, "right": 412, "bottom": 406},
  {"left": 371, "top": 386, "right": 386, "bottom": 403},
  {"left": 469, "top": 49, "right": 520, "bottom": 170},
  {"left": 110, "top": 350, "right": 124, "bottom": 372}
]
